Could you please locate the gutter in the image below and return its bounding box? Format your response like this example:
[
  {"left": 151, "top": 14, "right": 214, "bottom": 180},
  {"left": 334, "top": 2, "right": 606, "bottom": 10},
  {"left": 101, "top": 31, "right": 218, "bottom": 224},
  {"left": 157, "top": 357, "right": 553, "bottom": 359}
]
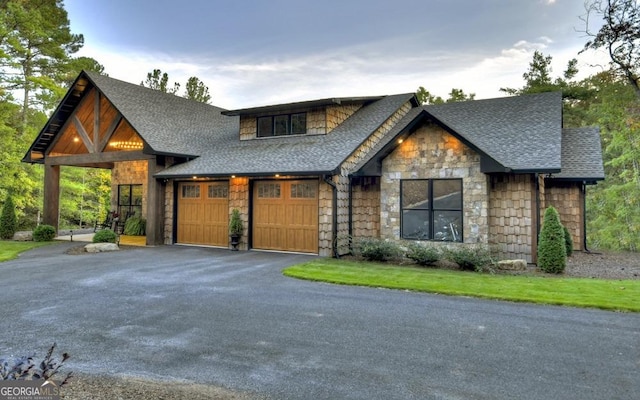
[{"left": 323, "top": 175, "right": 338, "bottom": 258}]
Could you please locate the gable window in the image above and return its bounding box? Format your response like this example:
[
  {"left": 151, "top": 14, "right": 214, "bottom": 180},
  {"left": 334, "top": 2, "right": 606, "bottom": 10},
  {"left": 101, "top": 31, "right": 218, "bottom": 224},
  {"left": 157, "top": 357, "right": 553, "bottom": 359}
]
[
  {"left": 401, "top": 179, "right": 463, "bottom": 242},
  {"left": 257, "top": 113, "right": 307, "bottom": 137}
]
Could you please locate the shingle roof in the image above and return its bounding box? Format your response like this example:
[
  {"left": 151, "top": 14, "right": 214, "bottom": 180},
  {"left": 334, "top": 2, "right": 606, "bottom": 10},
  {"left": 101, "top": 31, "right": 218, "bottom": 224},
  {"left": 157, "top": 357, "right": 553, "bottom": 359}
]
[
  {"left": 354, "top": 92, "right": 564, "bottom": 175},
  {"left": 155, "top": 93, "right": 415, "bottom": 178},
  {"left": 85, "top": 71, "right": 237, "bottom": 157},
  {"left": 552, "top": 127, "right": 605, "bottom": 181},
  {"left": 424, "top": 91, "right": 563, "bottom": 172}
]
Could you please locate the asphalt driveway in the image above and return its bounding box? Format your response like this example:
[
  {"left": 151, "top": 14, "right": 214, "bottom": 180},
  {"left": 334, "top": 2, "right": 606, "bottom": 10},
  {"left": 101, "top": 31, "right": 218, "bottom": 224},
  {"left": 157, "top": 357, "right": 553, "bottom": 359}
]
[{"left": 1, "top": 243, "right": 639, "bottom": 400}]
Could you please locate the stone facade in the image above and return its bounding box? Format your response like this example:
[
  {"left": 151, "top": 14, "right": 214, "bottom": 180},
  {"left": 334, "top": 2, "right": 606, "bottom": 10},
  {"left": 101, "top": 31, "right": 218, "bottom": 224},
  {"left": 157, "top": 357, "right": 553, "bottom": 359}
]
[
  {"left": 380, "top": 123, "right": 489, "bottom": 246},
  {"left": 488, "top": 174, "right": 536, "bottom": 262},
  {"left": 544, "top": 182, "right": 583, "bottom": 251},
  {"left": 229, "top": 177, "right": 249, "bottom": 250},
  {"left": 111, "top": 160, "right": 148, "bottom": 216}
]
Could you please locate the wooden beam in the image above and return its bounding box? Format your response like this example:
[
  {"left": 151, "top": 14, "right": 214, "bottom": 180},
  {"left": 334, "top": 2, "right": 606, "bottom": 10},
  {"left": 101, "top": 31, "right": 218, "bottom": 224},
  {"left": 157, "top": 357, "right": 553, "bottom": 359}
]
[
  {"left": 73, "top": 116, "right": 95, "bottom": 153},
  {"left": 43, "top": 165, "right": 60, "bottom": 232},
  {"left": 94, "top": 92, "right": 100, "bottom": 152},
  {"left": 146, "top": 157, "right": 165, "bottom": 246},
  {"left": 45, "top": 151, "right": 153, "bottom": 166},
  {"left": 99, "top": 114, "right": 123, "bottom": 152}
]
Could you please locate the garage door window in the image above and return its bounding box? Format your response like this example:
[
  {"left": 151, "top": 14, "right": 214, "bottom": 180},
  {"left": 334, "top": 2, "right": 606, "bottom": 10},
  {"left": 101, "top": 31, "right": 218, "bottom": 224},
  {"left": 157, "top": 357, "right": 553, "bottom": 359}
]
[
  {"left": 257, "top": 182, "right": 281, "bottom": 198},
  {"left": 208, "top": 184, "right": 228, "bottom": 198},
  {"left": 291, "top": 182, "right": 316, "bottom": 198},
  {"left": 182, "top": 184, "right": 200, "bottom": 198}
]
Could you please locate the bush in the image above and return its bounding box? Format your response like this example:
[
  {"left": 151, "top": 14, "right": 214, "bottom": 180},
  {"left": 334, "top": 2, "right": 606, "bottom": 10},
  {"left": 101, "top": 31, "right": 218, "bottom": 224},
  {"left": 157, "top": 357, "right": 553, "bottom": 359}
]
[
  {"left": 0, "top": 196, "right": 17, "bottom": 240},
  {"left": 563, "top": 225, "right": 574, "bottom": 257},
  {"left": 445, "top": 245, "right": 493, "bottom": 271},
  {"left": 123, "top": 216, "right": 146, "bottom": 236},
  {"left": 93, "top": 229, "right": 116, "bottom": 243},
  {"left": 405, "top": 242, "right": 441, "bottom": 266},
  {"left": 537, "top": 206, "right": 567, "bottom": 273},
  {"left": 33, "top": 225, "right": 56, "bottom": 242},
  {"left": 354, "top": 237, "right": 403, "bottom": 262},
  {"left": 0, "top": 343, "right": 72, "bottom": 385}
]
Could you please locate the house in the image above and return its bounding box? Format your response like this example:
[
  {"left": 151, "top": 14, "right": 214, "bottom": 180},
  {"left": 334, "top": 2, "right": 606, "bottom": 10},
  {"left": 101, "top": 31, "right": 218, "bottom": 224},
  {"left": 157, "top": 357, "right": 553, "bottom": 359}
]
[{"left": 23, "top": 71, "right": 604, "bottom": 262}]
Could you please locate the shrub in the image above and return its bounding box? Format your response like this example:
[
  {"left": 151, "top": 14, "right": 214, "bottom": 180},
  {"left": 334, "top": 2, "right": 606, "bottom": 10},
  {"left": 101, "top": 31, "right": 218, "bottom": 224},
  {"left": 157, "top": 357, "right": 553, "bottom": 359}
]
[
  {"left": 123, "top": 216, "right": 146, "bottom": 236},
  {"left": 0, "top": 196, "right": 17, "bottom": 240},
  {"left": 405, "top": 242, "right": 441, "bottom": 266},
  {"left": 445, "top": 245, "right": 493, "bottom": 271},
  {"left": 0, "top": 343, "right": 72, "bottom": 385},
  {"left": 229, "top": 208, "right": 243, "bottom": 236},
  {"left": 563, "top": 225, "right": 574, "bottom": 257},
  {"left": 538, "top": 206, "right": 567, "bottom": 273},
  {"left": 33, "top": 225, "right": 56, "bottom": 242},
  {"left": 93, "top": 229, "right": 116, "bottom": 243},
  {"left": 354, "top": 237, "right": 403, "bottom": 262}
]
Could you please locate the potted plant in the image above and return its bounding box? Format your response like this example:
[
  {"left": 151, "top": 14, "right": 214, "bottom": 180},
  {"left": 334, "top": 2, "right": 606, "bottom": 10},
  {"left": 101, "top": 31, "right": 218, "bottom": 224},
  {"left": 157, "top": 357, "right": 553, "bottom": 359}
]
[{"left": 229, "top": 208, "right": 243, "bottom": 251}]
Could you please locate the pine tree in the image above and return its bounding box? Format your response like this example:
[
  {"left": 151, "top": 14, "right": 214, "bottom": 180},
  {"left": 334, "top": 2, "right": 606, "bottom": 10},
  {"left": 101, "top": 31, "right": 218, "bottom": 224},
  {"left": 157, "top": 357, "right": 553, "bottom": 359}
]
[
  {"left": 0, "top": 196, "right": 18, "bottom": 240},
  {"left": 538, "top": 207, "right": 567, "bottom": 273}
]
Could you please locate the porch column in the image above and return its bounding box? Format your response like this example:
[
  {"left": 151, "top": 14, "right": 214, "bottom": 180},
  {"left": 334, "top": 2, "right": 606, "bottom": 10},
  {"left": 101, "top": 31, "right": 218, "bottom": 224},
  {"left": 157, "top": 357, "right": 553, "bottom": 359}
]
[
  {"left": 146, "top": 157, "right": 165, "bottom": 246},
  {"left": 43, "top": 164, "right": 60, "bottom": 231}
]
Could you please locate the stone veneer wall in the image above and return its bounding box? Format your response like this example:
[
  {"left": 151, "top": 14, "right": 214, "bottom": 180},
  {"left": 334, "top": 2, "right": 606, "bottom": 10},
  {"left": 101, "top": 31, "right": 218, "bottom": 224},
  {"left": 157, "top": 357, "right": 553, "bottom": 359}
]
[
  {"left": 380, "top": 124, "right": 489, "bottom": 245},
  {"left": 488, "top": 174, "right": 536, "bottom": 262},
  {"left": 163, "top": 182, "right": 174, "bottom": 244},
  {"left": 544, "top": 183, "right": 583, "bottom": 251},
  {"left": 111, "top": 160, "right": 148, "bottom": 216},
  {"left": 333, "top": 101, "right": 414, "bottom": 255},
  {"left": 229, "top": 177, "right": 249, "bottom": 250}
]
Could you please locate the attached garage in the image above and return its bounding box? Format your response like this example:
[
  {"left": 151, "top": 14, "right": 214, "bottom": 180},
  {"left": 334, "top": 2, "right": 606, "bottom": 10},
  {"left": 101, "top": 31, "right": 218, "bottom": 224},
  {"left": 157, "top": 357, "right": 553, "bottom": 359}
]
[
  {"left": 253, "top": 180, "right": 319, "bottom": 253},
  {"left": 177, "top": 181, "right": 229, "bottom": 246}
]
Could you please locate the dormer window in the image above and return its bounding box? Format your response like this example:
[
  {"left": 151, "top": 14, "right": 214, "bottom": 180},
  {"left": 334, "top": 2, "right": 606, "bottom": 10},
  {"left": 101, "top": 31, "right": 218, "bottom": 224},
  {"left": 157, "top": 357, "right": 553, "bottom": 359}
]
[{"left": 257, "top": 112, "right": 307, "bottom": 137}]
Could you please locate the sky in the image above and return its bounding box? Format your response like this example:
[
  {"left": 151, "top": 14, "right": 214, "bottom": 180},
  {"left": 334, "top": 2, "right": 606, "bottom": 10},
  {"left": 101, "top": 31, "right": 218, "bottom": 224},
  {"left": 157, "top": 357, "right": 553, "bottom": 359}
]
[{"left": 64, "top": 0, "right": 606, "bottom": 109}]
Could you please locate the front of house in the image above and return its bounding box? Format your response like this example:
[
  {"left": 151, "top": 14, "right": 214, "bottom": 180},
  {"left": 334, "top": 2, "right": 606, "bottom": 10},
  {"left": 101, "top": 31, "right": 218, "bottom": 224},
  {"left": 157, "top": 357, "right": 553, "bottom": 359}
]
[{"left": 23, "top": 71, "right": 604, "bottom": 262}]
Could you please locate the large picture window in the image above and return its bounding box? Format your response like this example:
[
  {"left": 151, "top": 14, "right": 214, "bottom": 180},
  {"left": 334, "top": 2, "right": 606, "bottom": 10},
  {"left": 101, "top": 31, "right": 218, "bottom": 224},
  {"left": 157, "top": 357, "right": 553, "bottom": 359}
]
[
  {"left": 117, "top": 184, "right": 143, "bottom": 220},
  {"left": 257, "top": 112, "right": 307, "bottom": 137},
  {"left": 401, "top": 179, "right": 462, "bottom": 242}
]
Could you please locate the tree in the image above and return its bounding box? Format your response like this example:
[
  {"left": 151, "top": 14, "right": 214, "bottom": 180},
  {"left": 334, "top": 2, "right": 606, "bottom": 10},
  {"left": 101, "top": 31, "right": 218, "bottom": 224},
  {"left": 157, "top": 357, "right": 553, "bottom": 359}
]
[
  {"left": 582, "top": 0, "right": 640, "bottom": 98},
  {"left": 537, "top": 206, "right": 567, "bottom": 273},
  {"left": 184, "top": 76, "right": 211, "bottom": 103},
  {"left": 141, "top": 69, "right": 180, "bottom": 94},
  {"left": 415, "top": 86, "right": 475, "bottom": 105},
  {"left": 0, "top": 0, "right": 84, "bottom": 135},
  {"left": 0, "top": 195, "right": 17, "bottom": 239}
]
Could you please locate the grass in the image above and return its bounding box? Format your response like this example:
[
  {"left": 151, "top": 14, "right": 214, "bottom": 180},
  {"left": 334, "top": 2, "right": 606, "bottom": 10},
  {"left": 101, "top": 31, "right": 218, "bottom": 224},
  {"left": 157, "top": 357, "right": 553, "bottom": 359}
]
[
  {"left": 283, "top": 258, "right": 640, "bottom": 312},
  {"left": 0, "top": 240, "right": 58, "bottom": 262}
]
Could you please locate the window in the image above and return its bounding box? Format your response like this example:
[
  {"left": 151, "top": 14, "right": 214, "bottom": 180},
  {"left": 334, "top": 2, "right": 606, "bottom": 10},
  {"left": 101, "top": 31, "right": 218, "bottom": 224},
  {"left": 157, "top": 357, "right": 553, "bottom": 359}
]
[
  {"left": 207, "top": 184, "right": 228, "bottom": 199},
  {"left": 257, "top": 182, "right": 281, "bottom": 198},
  {"left": 291, "top": 183, "right": 316, "bottom": 198},
  {"left": 117, "top": 184, "right": 143, "bottom": 220},
  {"left": 181, "top": 184, "right": 200, "bottom": 199},
  {"left": 257, "top": 113, "right": 307, "bottom": 137},
  {"left": 401, "top": 179, "right": 462, "bottom": 242}
]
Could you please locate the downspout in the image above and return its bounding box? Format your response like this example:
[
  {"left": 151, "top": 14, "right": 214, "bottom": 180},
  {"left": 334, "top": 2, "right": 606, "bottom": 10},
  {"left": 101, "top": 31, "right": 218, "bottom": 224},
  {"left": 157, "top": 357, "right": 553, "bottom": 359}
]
[
  {"left": 348, "top": 176, "right": 353, "bottom": 239},
  {"left": 324, "top": 175, "right": 338, "bottom": 258}
]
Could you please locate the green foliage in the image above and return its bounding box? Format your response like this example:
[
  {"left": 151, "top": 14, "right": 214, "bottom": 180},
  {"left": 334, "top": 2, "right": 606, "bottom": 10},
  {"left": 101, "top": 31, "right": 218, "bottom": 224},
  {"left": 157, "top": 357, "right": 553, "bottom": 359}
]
[
  {"left": 0, "top": 196, "right": 17, "bottom": 240},
  {"left": 353, "top": 237, "right": 403, "bottom": 262},
  {"left": 415, "top": 86, "right": 475, "bottom": 105},
  {"left": 141, "top": 69, "right": 180, "bottom": 94},
  {"left": 405, "top": 242, "right": 441, "bottom": 266},
  {"left": 538, "top": 207, "right": 567, "bottom": 273},
  {"left": 33, "top": 224, "right": 56, "bottom": 242},
  {"left": 444, "top": 245, "right": 493, "bottom": 271},
  {"left": 123, "top": 216, "right": 146, "bottom": 236},
  {"left": 563, "top": 225, "right": 574, "bottom": 257},
  {"left": 229, "top": 209, "right": 243, "bottom": 235},
  {"left": 185, "top": 76, "right": 211, "bottom": 103},
  {"left": 93, "top": 229, "right": 116, "bottom": 243}
]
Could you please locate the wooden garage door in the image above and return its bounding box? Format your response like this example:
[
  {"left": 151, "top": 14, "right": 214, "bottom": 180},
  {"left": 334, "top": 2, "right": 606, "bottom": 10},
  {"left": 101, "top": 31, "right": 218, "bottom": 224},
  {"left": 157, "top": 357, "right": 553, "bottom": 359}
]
[
  {"left": 177, "top": 182, "right": 229, "bottom": 246},
  {"left": 253, "top": 180, "right": 318, "bottom": 253}
]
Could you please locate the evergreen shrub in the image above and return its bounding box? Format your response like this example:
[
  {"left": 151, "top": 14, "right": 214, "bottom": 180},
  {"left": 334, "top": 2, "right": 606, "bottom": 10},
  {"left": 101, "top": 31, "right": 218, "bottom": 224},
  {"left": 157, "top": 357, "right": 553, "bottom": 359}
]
[
  {"left": 538, "top": 206, "right": 567, "bottom": 273},
  {"left": 445, "top": 245, "right": 493, "bottom": 271},
  {"left": 33, "top": 225, "right": 56, "bottom": 242},
  {"left": 405, "top": 242, "right": 441, "bottom": 266},
  {"left": 354, "top": 237, "right": 403, "bottom": 262},
  {"left": 563, "top": 225, "right": 574, "bottom": 257},
  {"left": 0, "top": 196, "right": 17, "bottom": 240},
  {"left": 93, "top": 229, "right": 116, "bottom": 243}
]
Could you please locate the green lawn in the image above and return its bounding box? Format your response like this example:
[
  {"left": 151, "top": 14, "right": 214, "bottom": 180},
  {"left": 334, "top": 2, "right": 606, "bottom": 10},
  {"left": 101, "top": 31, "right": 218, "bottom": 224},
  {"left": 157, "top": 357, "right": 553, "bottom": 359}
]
[
  {"left": 284, "top": 258, "right": 640, "bottom": 312},
  {"left": 0, "top": 240, "right": 57, "bottom": 262}
]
